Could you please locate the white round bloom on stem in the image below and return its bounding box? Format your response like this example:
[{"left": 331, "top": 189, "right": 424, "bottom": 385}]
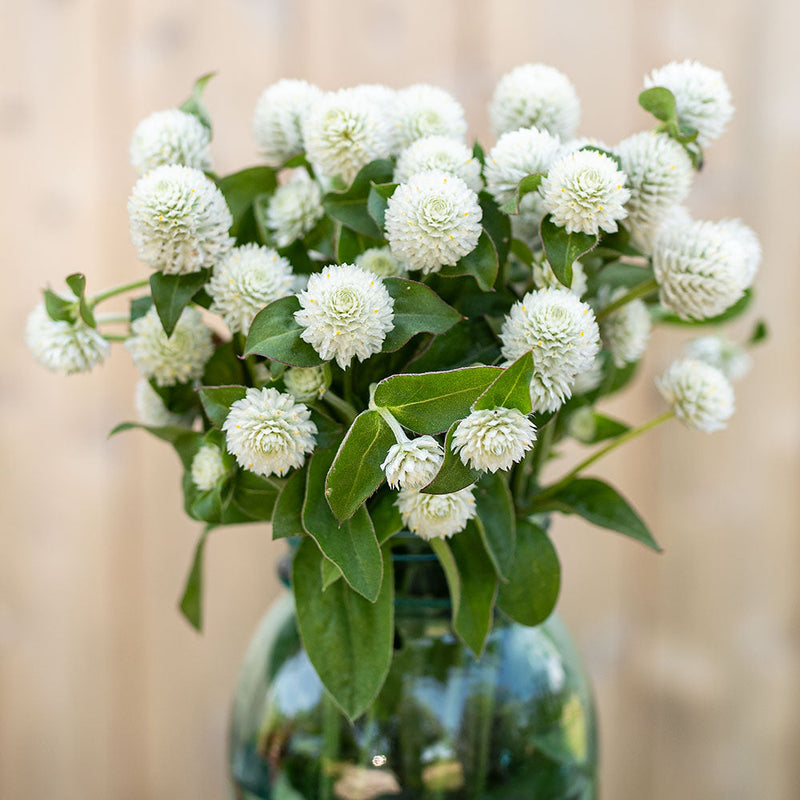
[
  {"left": 264, "top": 171, "right": 324, "bottom": 248},
  {"left": 653, "top": 217, "right": 752, "bottom": 320},
  {"left": 191, "top": 443, "right": 228, "bottom": 491},
  {"left": 684, "top": 336, "right": 752, "bottom": 382},
  {"left": 223, "top": 387, "right": 317, "bottom": 478},
  {"left": 598, "top": 286, "right": 652, "bottom": 367},
  {"left": 715, "top": 219, "right": 761, "bottom": 285},
  {"left": 394, "top": 136, "right": 483, "bottom": 194},
  {"left": 385, "top": 170, "right": 482, "bottom": 274},
  {"left": 129, "top": 109, "right": 212, "bottom": 177},
  {"left": 355, "top": 247, "right": 407, "bottom": 278},
  {"left": 302, "top": 89, "right": 391, "bottom": 184},
  {"left": 500, "top": 288, "right": 601, "bottom": 413},
  {"left": 207, "top": 244, "right": 294, "bottom": 335},
  {"left": 135, "top": 379, "right": 194, "bottom": 427},
  {"left": 532, "top": 253, "right": 587, "bottom": 297},
  {"left": 490, "top": 64, "right": 580, "bottom": 140},
  {"left": 396, "top": 486, "right": 476, "bottom": 541},
  {"left": 128, "top": 165, "right": 233, "bottom": 275},
  {"left": 381, "top": 436, "right": 444, "bottom": 490},
  {"left": 283, "top": 366, "right": 328, "bottom": 403},
  {"left": 350, "top": 84, "right": 397, "bottom": 113},
  {"left": 390, "top": 85, "right": 468, "bottom": 152},
  {"left": 644, "top": 60, "right": 734, "bottom": 146},
  {"left": 26, "top": 302, "right": 110, "bottom": 375},
  {"left": 125, "top": 306, "right": 214, "bottom": 387},
  {"left": 252, "top": 79, "right": 322, "bottom": 166},
  {"left": 294, "top": 264, "right": 395, "bottom": 368},
  {"left": 451, "top": 407, "right": 537, "bottom": 473},
  {"left": 656, "top": 358, "right": 734, "bottom": 433},
  {"left": 539, "top": 150, "right": 631, "bottom": 235}
]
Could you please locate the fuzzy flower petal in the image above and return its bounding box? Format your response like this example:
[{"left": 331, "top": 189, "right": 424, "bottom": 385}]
[
  {"left": 264, "top": 170, "right": 324, "bottom": 248},
  {"left": 191, "top": 443, "right": 228, "bottom": 491},
  {"left": 125, "top": 306, "right": 214, "bottom": 387},
  {"left": 657, "top": 358, "right": 734, "bottom": 432},
  {"left": 294, "top": 264, "right": 394, "bottom": 368},
  {"left": 355, "top": 246, "right": 407, "bottom": 278},
  {"left": 128, "top": 164, "right": 233, "bottom": 274},
  {"left": 385, "top": 170, "right": 482, "bottom": 274},
  {"left": 684, "top": 336, "right": 751, "bottom": 382},
  {"left": 135, "top": 379, "right": 195, "bottom": 427},
  {"left": 208, "top": 243, "right": 294, "bottom": 335},
  {"left": 500, "top": 288, "right": 601, "bottom": 413},
  {"left": 490, "top": 64, "right": 580, "bottom": 140},
  {"left": 390, "top": 85, "right": 467, "bottom": 152},
  {"left": 394, "top": 136, "right": 483, "bottom": 193},
  {"left": 223, "top": 387, "right": 317, "bottom": 478},
  {"left": 283, "top": 366, "right": 328, "bottom": 403},
  {"left": 598, "top": 286, "right": 651, "bottom": 367},
  {"left": 396, "top": 486, "right": 476, "bottom": 540},
  {"left": 129, "top": 109, "right": 212, "bottom": 177},
  {"left": 451, "top": 407, "right": 537, "bottom": 473},
  {"left": 381, "top": 436, "right": 444, "bottom": 490}
]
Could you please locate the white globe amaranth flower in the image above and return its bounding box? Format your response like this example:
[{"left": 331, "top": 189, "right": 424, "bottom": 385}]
[
  {"left": 715, "top": 219, "right": 761, "bottom": 285},
  {"left": 385, "top": 170, "right": 482, "bottom": 274},
  {"left": 264, "top": 170, "right": 324, "bottom": 248},
  {"left": 349, "top": 84, "right": 397, "bottom": 114},
  {"left": 500, "top": 288, "right": 601, "bottom": 413},
  {"left": 191, "top": 443, "right": 228, "bottom": 491},
  {"left": 355, "top": 246, "right": 407, "bottom": 278},
  {"left": 135, "top": 379, "right": 194, "bottom": 427},
  {"left": 125, "top": 305, "right": 214, "bottom": 387},
  {"left": 252, "top": 79, "right": 322, "bottom": 166},
  {"left": 390, "top": 85, "right": 467, "bottom": 153},
  {"left": 223, "top": 387, "right": 317, "bottom": 478},
  {"left": 539, "top": 149, "right": 631, "bottom": 235},
  {"left": 396, "top": 486, "right": 476, "bottom": 540},
  {"left": 283, "top": 366, "right": 328, "bottom": 403},
  {"left": 128, "top": 164, "right": 233, "bottom": 275},
  {"left": 451, "top": 407, "right": 537, "bottom": 473},
  {"left": 597, "top": 286, "right": 652, "bottom": 367},
  {"left": 653, "top": 217, "right": 752, "bottom": 320},
  {"left": 572, "top": 353, "right": 605, "bottom": 395},
  {"left": 489, "top": 64, "right": 580, "bottom": 140},
  {"left": 302, "top": 89, "right": 391, "bottom": 184},
  {"left": 656, "top": 358, "right": 735, "bottom": 433},
  {"left": 394, "top": 136, "right": 483, "bottom": 194},
  {"left": 294, "top": 264, "right": 395, "bottom": 368},
  {"left": 557, "top": 137, "right": 611, "bottom": 158},
  {"left": 532, "top": 253, "right": 587, "bottom": 297},
  {"left": 26, "top": 301, "right": 110, "bottom": 375},
  {"left": 207, "top": 243, "right": 294, "bottom": 335},
  {"left": 381, "top": 436, "right": 444, "bottom": 490},
  {"left": 644, "top": 60, "right": 734, "bottom": 147},
  {"left": 684, "top": 335, "right": 752, "bottom": 382},
  {"left": 129, "top": 109, "right": 212, "bottom": 177}
]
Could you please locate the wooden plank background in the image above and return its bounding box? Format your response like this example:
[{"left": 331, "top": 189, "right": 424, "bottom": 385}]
[{"left": 2, "top": 1, "right": 798, "bottom": 798}]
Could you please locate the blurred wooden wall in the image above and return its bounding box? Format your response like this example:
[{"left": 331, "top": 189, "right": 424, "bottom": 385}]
[{"left": 2, "top": 1, "right": 799, "bottom": 798}]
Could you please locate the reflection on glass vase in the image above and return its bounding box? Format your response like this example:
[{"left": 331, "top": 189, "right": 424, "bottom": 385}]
[{"left": 229, "top": 546, "right": 598, "bottom": 800}]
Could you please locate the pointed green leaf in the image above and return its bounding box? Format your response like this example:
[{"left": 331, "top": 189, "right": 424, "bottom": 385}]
[
  {"left": 473, "top": 352, "right": 534, "bottom": 414},
  {"left": 749, "top": 319, "right": 768, "bottom": 345},
  {"left": 65, "top": 273, "right": 87, "bottom": 300},
  {"left": 474, "top": 471, "right": 516, "bottom": 580},
  {"left": 272, "top": 465, "right": 308, "bottom": 539},
  {"left": 652, "top": 289, "right": 753, "bottom": 326},
  {"left": 244, "top": 295, "right": 325, "bottom": 367},
  {"left": 479, "top": 192, "right": 512, "bottom": 266},
  {"left": 638, "top": 86, "right": 678, "bottom": 124},
  {"left": 321, "top": 557, "right": 342, "bottom": 590},
  {"left": 198, "top": 385, "right": 247, "bottom": 428},
  {"left": 201, "top": 341, "right": 246, "bottom": 387},
  {"left": 43, "top": 289, "right": 75, "bottom": 322},
  {"left": 540, "top": 215, "right": 598, "bottom": 288},
  {"left": 439, "top": 230, "right": 499, "bottom": 291},
  {"left": 179, "top": 72, "right": 215, "bottom": 130},
  {"left": 217, "top": 166, "right": 278, "bottom": 237},
  {"left": 230, "top": 470, "right": 282, "bottom": 521},
  {"left": 472, "top": 140, "right": 486, "bottom": 165},
  {"left": 510, "top": 237, "right": 535, "bottom": 267},
  {"left": 408, "top": 317, "right": 501, "bottom": 373},
  {"left": 369, "top": 491, "right": 403, "bottom": 545},
  {"left": 499, "top": 173, "right": 544, "bottom": 215},
  {"left": 422, "top": 422, "right": 480, "bottom": 495},
  {"left": 129, "top": 295, "right": 153, "bottom": 323},
  {"left": 367, "top": 182, "right": 397, "bottom": 233},
  {"left": 149, "top": 269, "right": 210, "bottom": 337},
  {"left": 335, "top": 225, "right": 384, "bottom": 264},
  {"left": 322, "top": 159, "right": 394, "bottom": 237},
  {"left": 179, "top": 528, "right": 210, "bottom": 631}
]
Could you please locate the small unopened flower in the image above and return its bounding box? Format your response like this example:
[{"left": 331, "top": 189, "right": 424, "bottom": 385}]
[
  {"left": 26, "top": 301, "right": 110, "bottom": 375},
  {"left": 135, "top": 379, "right": 194, "bottom": 427},
  {"left": 539, "top": 150, "right": 631, "bottom": 236},
  {"left": 451, "top": 407, "right": 537, "bottom": 473},
  {"left": 532, "top": 253, "right": 587, "bottom": 297},
  {"left": 598, "top": 286, "right": 652, "bottom": 367},
  {"left": 294, "top": 264, "right": 394, "bottom": 368},
  {"left": 125, "top": 306, "right": 214, "bottom": 387},
  {"left": 223, "top": 387, "right": 317, "bottom": 478},
  {"left": 644, "top": 60, "right": 734, "bottom": 146},
  {"left": 489, "top": 64, "right": 580, "bottom": 140},
  {"left": 684, "top": 336, "right": 751, "bottom": 382},
  {"left": 355, "top": 247, "right": 407, "bottom": 278},
  {"left": 394, "top": 136, "right": 483, "bottom": 193},
  {"left": 252, "top": 79, "right": 322, "bottom": 166},
  {"left": 191, "top": 443, "right": 228, "bottom": 491},
  {"left": 129, "top": 109, "right": 212, "bottom": 176},
  {"left": 128, "top": 165, "right": 233, "bottom": 274},
  {"left": 396, "top": 486, "right": 476, "bottom": 540},
  {"left": 385, "top": 170, "right": 482, "bottom": 274},
  {"left": 207, "top": 244, "right": 294, "bottom": 335},
  {"left": 263, "top": 171, "right": 324, "bottom": 248},
  {"left": 283, "top": 366, "right": 328, "bottom": 403},
  {"left": 500, "top": 288, "right": 601, "bottom": 413},
  {"left": 657, "top": 358, "right": 734, "bottom": 433},
  {"left": 381, "top": 436, "right": 444, "bottom": 490},
  {"left": 390, "top": 85, "right": 467, "bottom": 152}
]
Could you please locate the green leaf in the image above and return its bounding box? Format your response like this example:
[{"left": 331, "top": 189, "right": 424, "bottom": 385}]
[
  {"left": 149, "top": 269, "right": 210, "bottom": 337},
  {"left": 638, "top": 86, "right": 678, "bottom": 124},
  {"left": 129, "top": 295, "right": 153, "bottom": 323},
  {"left": 309, "top": 407, "right": 345, "bottom": 450},
  {"left": 230, "top": 470, "right": 282, "bottom": 521},
  {"left": 382, "top": 277, "right": 462, "bottom": 352},
  {"left": 244, "top": 295, "right": 325, "bottom": 367},
  {"left": 272, "top": 465, "right": 308, "bottom": 539},
  {"left": 326, "top": 410, "right": 395, "bottom": 521},
  {"left": 321, "top": 557, "right": 342, "bottom": 590},
  {"left": 201, "top": 341, "right": 245, "bottom": 387},
  {"left": 293, "top": 537, "right": 394, "bottom": 721},
  {"left": 472, "top": 140, "right": 485, "bottom": 165},
  {"left": 151, "top": 380, "right": 200, "bottom": 416},
  {"left": 499, "top": 173, "right": 544, "bottom": 215},
  {"left": 496, "top": 519, "right": 560, "bottom": 626},
  {"left": 408, "top": 317, "right": 501, "bottom": 373},
  {"left": 473, "top": 352, "right": 534, "bottom": 414},
  {"left": 748, "top": 319, "right": 769, "bottom": 345},
  {"left": 179, "top": 73, "right": 215, "bottom": 130},
  {"left": 198, "top": 385, "right": 247, "bottom": 428},
  {"left": 439, "top": 230, "right": 499, "bottom": 291},
  {"left": 540, "top": 215, "right": 598, "bottom": 288},
  {"left": 322, "top": 159, "right": 394, "bottom": 237},
  {"left": 65, "top": 273, "right": 96, "bottom": 326},
  {"left": 474, "top": 472, "right": 516, "bottom": 581},
  {"left": 478, "top": 192, "right": 512, "bottom": 267},
  {"left": 586, "top": 261, "right": 653, "bottom": 295},
  {"left": 368, "top": 491, "right": 403, "bottom": 544},
  {"left": 567, "top": 408, "right": 630, "bottom": 445},
  {"left": 43, "top": 289, "right": 75, "bottom": 322},
  {"left": 422, "top": 422, "right": 480, "bottom": 495},
  {"left": 302, "top": 446, "right": 384, "bottom": 601},
  {"left": 652, "top": 289, "right": 754, "bottom": 326},
  {"left": 179, "top": 528, "right": 210, "bottom": 631},
  {"left": 65, "top": 273, "right": 86, "bottom": 298},
  {"left": 335, "top": 225, "right": 384, "bottom": 264},
  {"left": 109, "top": 422, "right": 199, "bottom": 468},
  {"left": 510, "top": 237, "right": 535, "bottom": 267},
  {"left": 367, "top": 182, "right": 397, "bottom": 233},
  {"left": 217, "top": 167, "right": 278, "bottom": 238},
  {"left": 373, "top": 365, "right": 503, "bottom": 434}
]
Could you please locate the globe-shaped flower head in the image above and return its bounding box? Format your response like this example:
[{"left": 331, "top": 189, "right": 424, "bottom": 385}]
[
  {"left": 129, "top": 109, "right": 212, "bottom": 176},
  {"left": 394, "top": 136, "right": 483, "bottom": 193},
  {"left": 283, "top": 366, "right": 328, "bottom": 403},
  {"left": 191, "top": 444, "right": 228, "bottom": 491},
  {"left": 263, "top": 171, "right": 324, "bottom": 248},
  {"left": 385, "top": 170, "right": 482, "bottom": 274},
  {"left": 381, "top": 436, "right": 444, "bottom": 490},
  {"left": 390, "top": 85, "right": 468, "bottom": 152},
  {"left": 656, "top": 358, "right": 735, "bottom": 432},
  {"left": 396, "top": 486, "right": 477, "bottom": 541},
  {"left": 684, "top": 335, "right": 751, "bottom": 382},
  {"left": 355, "top": 247, "right": 407, "bottom": 278},
  {"left": 134, "top": 379, "right": 194, "bottom": 427},
  {"left": 128, "top": 165, "right": 233, "bottom": 275},
  {"left": 452, "top": 407, "right": 537, "bottom": 473},
  {"left": 294, "top": 264, "right": 395, "bottom": 369}
]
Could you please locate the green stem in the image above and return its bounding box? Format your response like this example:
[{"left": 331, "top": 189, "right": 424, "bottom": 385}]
[
  {"left": 322, "top": 390, "right": 358, "bottom": 425},
  {"left": 595, "top": 277, "right": 659, "bottom": 322},
  {"left": 96, "top": 313, "right": 129, "bottom": 324},
  {"left": 102, "top": 333, "right": 128, "bottom": 342},
  {"left": 374, "top": 406, "right": 407, "bottom": 443},
  {"left": 88, "top": 278, "right": 150, "bottom": 308}
]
